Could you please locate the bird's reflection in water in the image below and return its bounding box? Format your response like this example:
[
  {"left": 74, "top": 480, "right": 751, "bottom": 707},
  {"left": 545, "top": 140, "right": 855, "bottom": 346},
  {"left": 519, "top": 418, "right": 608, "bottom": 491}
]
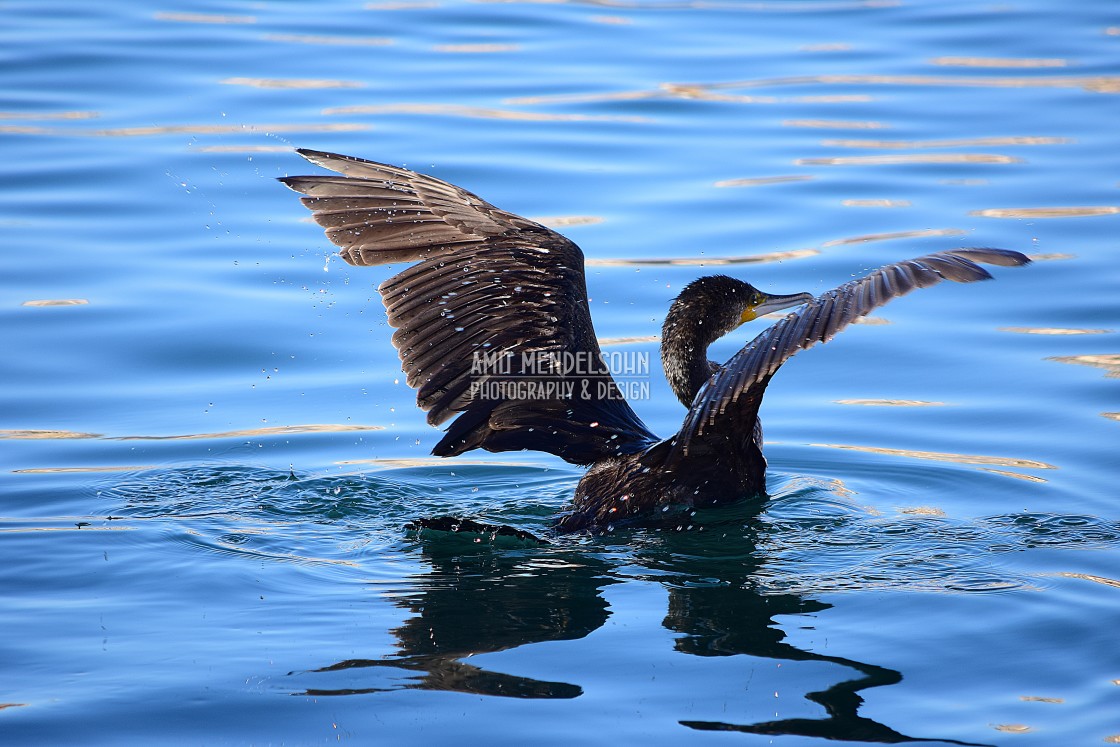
[
  {"left": 642, "top": 525, "right": 986, "bottom": 745},
  {"left": 299, "top": 528, "right": 609, "bottom": 700},
  {"left": 295, "top": 520, "right": 987, "bottom": 746}
]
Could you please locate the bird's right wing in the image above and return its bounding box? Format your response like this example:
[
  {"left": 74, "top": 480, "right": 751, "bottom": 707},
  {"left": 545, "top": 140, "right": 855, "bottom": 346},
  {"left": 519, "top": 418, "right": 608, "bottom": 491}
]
[{"left": 658, "top": 248, "right": 1031, "bottom": 463}]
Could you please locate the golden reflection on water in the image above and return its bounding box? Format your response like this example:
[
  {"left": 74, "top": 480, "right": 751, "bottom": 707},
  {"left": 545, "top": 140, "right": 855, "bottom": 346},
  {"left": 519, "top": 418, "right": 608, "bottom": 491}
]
[
  {"left": 842, "top": 199, "right": 911, "bottom": 207},
  {"left": 586, "top": 247, "right": 818, "bottom": 267},
  {"left": 114, "top": 424, "right": 384, "bottom": 441},
  {"left": 993, "top": 724, "right": 1033, "bottom": 734},
  {"left": 0, "top": 524, "right": 134, "bottom": 533},
  {"left": 1000, "top": 327, "right": 1113, "bottom": 335},
  {"left": 192, "top": 145, "right": 294, "bottom": 153},
  {"left": 323, "top": 103, "right": 646, "bottom": 123},
  {"left": 504, "top": 90, "right": 657, "bottom": 106},
  {"left": 504, "top": 86, "right": 872, "bottom": 107},
  {"left": 3, "top": 123, "right": 370, "bottom": 137},
  {"left": 7, "top": 425, "right": 384, "bottom": 473},
  {"left": 0, "top": 429, "right": 101, "bottom": 440},
  {"left": 491, "top": 70, "right": 1120, "bottom": 112},
  {"left": 153, "top": 11, "right": 255, "bottom": 24},
  {"left": 336, "top": 457, "right": 537, "bottom": 468},
  {"left": 1, "top": 424, "right": 382, "bottom": 443},
  {"left": 0, "top": 110, "right": 97, "bottom": 120},
  {"left": 972, "top": 206, "right": 1120, "bottom": 219},
  {"left": 7, "top": 425, "right": 394, "bottom": 472},
  {"left": 834, "top": 399, "right": 945, "bottom": 406},
  {"left": 107, "top": 123, "right": 370, "bottom": 137},
  {"left": 697, "top": 73, "right": 1120, "bottom": 94},
  {"left": 262, "top": 33, "right": 393, "bottom": 46},
  {"left": 784, "top": 119, "right": 887, "bottom": 129},
  {"left": 0, "top": 125, "right": 59, "bottom": 134},
  {"left": 799, "top": 43, "right": 853, "bottom": 52},
  {"left": 1055, "top": 572, "right": 1120, "bottom": 589},
  {"left": 592, "top": 15, "right": 632, "bottom": 24},
  {"left": 1048, "top": 354, "right": 1120, "bottom": 378},
  {"left": 821, "top": 227, "right": 965, "bottom": 247},
  {"left": 931, "top": 56, "right": 1068, "bottom": 68},
  {"left": 797, "top": 153, "right": 1022, "bottom": 166},
  {"left": 599, "top": 335, "right": 659, "bottom": 346},
  {"left": 822, "top": 135, "right": 1070, "bottom": 149},
  {"left": 220, "top": 77, "right": 365, "bottom": 89},
  {"left": 813, "top": 442, "right": 1056, "bottom": 471},
  {"left": 433, "top": 43, "right": 520, "bottom": 53},
  {"left": 21, "top": 299, "right": 89, "bottom": 307},
  {"left": 713, "top": 175, "right": 813, "bottom": 187},
  {"left": 659, "top": 84, "right": 779, "bottom": 103},
  {"left": 897, "top": 506, "right": 946, "bottom": 516},
  {"left": 662, "top": 82, "right": 872, "bottom": 104},
  {"left": 1025, "top": 252, "right": 1076, "bottom": 262},
  {"left": 13, "top": 465, "right": 158, "bottom": 474},
  {"left": 979, "top": 468, "right": 1049, "bottom": 483},
  {"left": 532, "top": 215, "right": 604, "bottom": 227}
]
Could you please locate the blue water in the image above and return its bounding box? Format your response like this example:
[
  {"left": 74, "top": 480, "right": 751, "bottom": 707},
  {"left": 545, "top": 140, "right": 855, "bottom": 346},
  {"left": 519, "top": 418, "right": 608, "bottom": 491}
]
[{"left": 3, "top": 0, "right": 1119, "bottom": 744}]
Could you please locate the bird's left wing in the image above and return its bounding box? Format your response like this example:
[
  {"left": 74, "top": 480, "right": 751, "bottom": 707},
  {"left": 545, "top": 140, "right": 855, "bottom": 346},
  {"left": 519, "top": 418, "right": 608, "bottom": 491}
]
[
  {"left": 280, "top": 149, "right": 657, "bottom": 465},
  {"left": 659, "top": 248, "right": 1030, "bottom": 463}
]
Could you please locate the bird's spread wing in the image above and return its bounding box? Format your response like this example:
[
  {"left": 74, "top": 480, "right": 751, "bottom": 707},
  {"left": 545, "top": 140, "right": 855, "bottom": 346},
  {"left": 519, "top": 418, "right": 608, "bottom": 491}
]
[
  {"left": 658, "top": 248, "right": 1031, "bottom": 463},
  {"left": 280, "top": 149, "right": 657, "bottom": 465}
]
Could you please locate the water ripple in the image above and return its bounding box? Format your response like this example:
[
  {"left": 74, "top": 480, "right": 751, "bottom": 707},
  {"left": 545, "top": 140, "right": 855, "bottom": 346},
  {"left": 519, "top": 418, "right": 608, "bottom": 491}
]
[
  {"left": 97, "top": 463, "right": 573, "bottom": 566},
  {"left": 746, "top": 486, "right": 1120, "bottom": 595},
  {"left": 91, "top": 461, "right": 1120, "bottom": 598}
]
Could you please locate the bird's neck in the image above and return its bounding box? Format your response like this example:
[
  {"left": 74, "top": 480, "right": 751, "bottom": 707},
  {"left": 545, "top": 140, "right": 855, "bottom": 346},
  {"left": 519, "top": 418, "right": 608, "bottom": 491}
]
[{"left": 661, "top": 316, "right": 721, "bottom": 407}]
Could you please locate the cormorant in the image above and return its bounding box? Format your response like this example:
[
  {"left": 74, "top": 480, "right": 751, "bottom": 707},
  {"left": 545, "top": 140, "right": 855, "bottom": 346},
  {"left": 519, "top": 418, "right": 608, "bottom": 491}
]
[{"left": 279, "top": 149, "right": 1029, "bottom": 532}]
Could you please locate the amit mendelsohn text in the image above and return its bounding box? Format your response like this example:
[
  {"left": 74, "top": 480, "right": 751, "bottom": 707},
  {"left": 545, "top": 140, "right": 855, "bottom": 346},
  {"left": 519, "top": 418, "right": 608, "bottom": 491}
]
[{"left": 469, "top": 351, "right": 650, "bottom": 402}]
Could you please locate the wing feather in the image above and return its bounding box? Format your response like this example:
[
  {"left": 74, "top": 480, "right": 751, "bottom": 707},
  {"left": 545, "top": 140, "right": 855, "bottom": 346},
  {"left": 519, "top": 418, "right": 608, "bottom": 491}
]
[
  {"left": 661, "top": 248, "right": 1030, "bottom": 462},
  {"left": 280, "top": 149, "right": 656, "bottom": 464}
]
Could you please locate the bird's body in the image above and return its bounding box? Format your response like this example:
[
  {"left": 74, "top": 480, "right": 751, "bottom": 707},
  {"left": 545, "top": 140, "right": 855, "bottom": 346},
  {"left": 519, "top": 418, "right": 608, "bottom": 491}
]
[{"left": 280, "top": 149, "right": 1030, "bottom": 532}]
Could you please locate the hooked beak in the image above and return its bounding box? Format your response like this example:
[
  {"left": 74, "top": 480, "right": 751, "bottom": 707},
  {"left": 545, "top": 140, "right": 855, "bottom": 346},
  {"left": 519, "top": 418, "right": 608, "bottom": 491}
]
[{"left": 740, "top": 290, "right": 814, "bottom": 323}]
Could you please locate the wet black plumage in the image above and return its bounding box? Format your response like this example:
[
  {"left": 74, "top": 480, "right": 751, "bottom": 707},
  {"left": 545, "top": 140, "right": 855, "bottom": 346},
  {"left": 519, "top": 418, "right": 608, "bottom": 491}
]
[{"left": 279, "top": 149, "right": 1030, "bottom": 532}]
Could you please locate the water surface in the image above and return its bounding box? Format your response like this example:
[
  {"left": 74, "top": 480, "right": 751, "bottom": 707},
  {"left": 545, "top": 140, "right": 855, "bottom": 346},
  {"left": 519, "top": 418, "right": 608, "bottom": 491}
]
[{"left": 2, "top": 1, "right": 1119, "bottom": 744}]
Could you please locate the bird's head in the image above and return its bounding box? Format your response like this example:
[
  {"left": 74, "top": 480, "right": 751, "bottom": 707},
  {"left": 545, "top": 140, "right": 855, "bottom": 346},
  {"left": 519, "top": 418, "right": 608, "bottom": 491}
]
[
  {"left": 665, "top": 275, "right": 813, "bottom": 341},
  {"left": 660, "top": 275, "right": 813, "bottom": 406}
]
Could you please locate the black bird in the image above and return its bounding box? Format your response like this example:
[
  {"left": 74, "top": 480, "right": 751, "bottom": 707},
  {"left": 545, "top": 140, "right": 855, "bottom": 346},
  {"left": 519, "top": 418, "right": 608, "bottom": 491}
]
[{"left": 279, "top": 149, "right": 1030, "bottom": 532}]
